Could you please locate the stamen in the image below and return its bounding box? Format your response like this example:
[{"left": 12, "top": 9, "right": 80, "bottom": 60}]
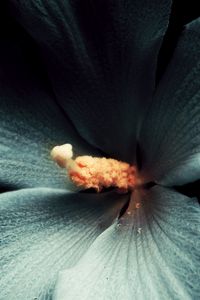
[{"left": 51, "top": 144, "right": 139, "bottom": 192}]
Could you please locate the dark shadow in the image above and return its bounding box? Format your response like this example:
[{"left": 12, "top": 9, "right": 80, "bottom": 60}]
[
  {"left": 79, "top": 187, "right": 116, "bottom": 194},
  {"left": 156, "top": 0, "right": 200, "bottom": 85},
  {"left": 0, "top": 183, "right": 16, "bottom": 194},
  {"left": 173, "top": 180, "right": 200, "bottom": 203},
  {"left": 136, "top": 142, "right": 143, "bottom": 171},
  {"left": 118, "top": 197, "right": 130, "bottom": 219}
]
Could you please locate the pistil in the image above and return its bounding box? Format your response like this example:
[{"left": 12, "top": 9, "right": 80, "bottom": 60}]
[{"left": 51, "top": 144, "right": 139, "bottom": 192}]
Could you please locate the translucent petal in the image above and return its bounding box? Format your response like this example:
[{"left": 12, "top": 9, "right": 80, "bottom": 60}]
[
  {"left": 54, "top": 186, "right": 200, "bottom": 300},
  {"left": 0, "top": 16, "right": 99, "bottom": 189},
  {"left": 139, "top": 19, "right": 200, "bottom": 185},
  {"left": 0, "top": 188, "right": 127, "bottom": 299},
  {"left": 9, "top": 0, "right": 171, "bottom": 161}
]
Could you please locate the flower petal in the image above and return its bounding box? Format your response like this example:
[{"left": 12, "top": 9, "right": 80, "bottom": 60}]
[
  {"left": 0, "top": 188, "right": 126, "bottom": 299},
  {"left": 139, "top": 19, "right": 200, "bottom": 185},
  {"left": 9, "top": 0, "right": 171, "bottom": 161},
  {"left": 54, "top": 186, "right": 200, "bottom": 300},
  {"left": 0, "top": 16, "right": 99, "bottom": 190}
]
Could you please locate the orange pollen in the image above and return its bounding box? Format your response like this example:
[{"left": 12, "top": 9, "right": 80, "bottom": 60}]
[{"left": 51, "top": 144, "right": 139, "bottom": 192}]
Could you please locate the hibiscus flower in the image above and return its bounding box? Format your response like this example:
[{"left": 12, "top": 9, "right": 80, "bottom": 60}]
[{"left": 0, "top": 1, "right": 199, "bottom": 300}]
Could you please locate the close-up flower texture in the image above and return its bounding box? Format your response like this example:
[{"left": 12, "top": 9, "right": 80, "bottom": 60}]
[{"left": 0, "top": 1, "right": 200, "bottom": 300}]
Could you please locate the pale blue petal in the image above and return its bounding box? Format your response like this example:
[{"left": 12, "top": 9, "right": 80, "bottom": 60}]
[
  {"left": 139, "top": 19, "right": 200, "bottom": 185},
  {"left": 54, "top": 186, "right": 200, "bottom": 300},
  {"left": 0, "top": 188, "right": 127, "bottom": 299},
  {"left": 0, "top": 16, "right": 99, "bottom": 190},
  {"left": 9, "top": 0, "right": 171, "bottom": 161}
]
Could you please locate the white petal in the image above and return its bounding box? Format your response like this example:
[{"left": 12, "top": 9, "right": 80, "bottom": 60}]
[
  {"left": 0, "top": 19, "right": 99, "bottom": 189},
  {"left": 139, "top": 19, "right": 200, "bottom": 185},
  {"left": 9, "top": 0, "right": 171, "bottom": 161},
  {"left": 0, "top": 188, "right": 127, "bottom": 299},
  {"left": 54, "top": 186, "right": 200, "bottom": 300}
]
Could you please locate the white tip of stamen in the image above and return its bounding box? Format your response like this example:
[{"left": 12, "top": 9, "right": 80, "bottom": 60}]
[{"left": 51, "top": 143, "right": 73, "bottom": 168}]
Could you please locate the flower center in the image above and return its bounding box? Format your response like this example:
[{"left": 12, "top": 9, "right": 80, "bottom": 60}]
[{"left": 51, "top": 144, "right": 141, "bottom": 192}]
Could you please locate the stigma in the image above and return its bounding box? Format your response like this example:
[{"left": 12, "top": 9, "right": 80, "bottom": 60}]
[{"left": 51, "top": 144, "right": 139, "bottom": 192}]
